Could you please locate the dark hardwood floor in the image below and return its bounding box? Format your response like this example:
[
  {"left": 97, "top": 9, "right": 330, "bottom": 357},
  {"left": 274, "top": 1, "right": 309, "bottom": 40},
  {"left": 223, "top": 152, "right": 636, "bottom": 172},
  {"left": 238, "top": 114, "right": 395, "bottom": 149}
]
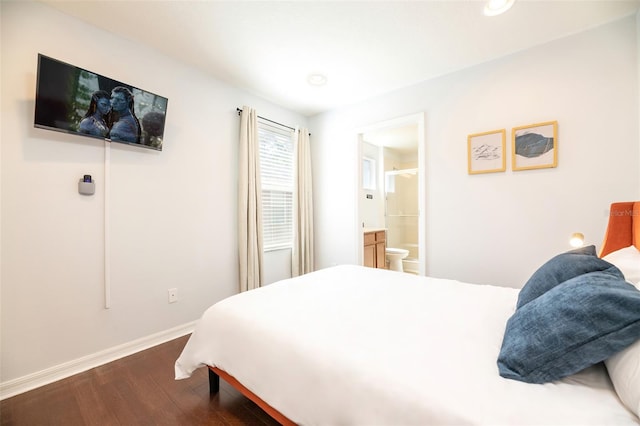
[{"left": 0, "top": 335, "right": 281, "bottom": 425}]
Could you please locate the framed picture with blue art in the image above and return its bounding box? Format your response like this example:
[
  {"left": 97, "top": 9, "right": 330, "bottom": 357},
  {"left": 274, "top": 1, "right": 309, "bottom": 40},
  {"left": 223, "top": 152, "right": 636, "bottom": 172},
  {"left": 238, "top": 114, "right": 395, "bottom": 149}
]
[
  {"left": 512, "top": 121, "right": 558, "bottom": 171},
  {"left": 467, "top": 128, "right": 506, "bottom": 174}
]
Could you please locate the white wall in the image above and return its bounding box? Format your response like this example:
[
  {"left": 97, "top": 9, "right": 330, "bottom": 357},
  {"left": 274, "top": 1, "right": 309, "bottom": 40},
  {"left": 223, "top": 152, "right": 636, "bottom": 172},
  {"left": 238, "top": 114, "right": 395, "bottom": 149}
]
[
  {"left": 360, "top": 142, "right": 385, "bottom": 229},
  {"left": 0, "top": 1, "right": 306, "bottom": 389},
  {"left": 310, "top": 16, "right": 640, "bottom": 288}
]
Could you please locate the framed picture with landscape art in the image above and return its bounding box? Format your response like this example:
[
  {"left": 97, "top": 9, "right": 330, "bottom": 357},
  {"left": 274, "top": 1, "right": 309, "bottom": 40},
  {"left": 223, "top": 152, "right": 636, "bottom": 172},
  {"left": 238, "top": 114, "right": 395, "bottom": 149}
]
[
  {"left": 467, "top": 129, "right": 506, "bottom": 174},
  {"left": 512, "top": 121, "right": 558, "bottom": 171}
]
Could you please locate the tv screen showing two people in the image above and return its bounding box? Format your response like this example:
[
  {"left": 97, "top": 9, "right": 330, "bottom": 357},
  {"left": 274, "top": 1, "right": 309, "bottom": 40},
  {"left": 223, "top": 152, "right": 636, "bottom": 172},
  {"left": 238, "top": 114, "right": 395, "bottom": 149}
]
[{"left": 34, "top": 54, "right": 168, "bottom": 151}]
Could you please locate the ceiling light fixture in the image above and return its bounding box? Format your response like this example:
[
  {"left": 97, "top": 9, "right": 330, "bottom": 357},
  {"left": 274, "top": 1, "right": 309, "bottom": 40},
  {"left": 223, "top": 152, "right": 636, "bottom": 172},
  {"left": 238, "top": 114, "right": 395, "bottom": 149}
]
[
  {"left": 307, "top": 73, "right": 327, "bottom": 86},
  {"left": 483, "top": 0, "right": 515, "bottom": 16}
]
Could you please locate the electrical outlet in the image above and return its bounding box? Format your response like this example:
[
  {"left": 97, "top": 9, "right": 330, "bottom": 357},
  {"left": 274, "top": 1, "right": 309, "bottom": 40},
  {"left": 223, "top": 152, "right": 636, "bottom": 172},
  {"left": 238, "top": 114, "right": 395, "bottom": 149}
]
[{"left": 168, "top": 288, "right": 178, "bottom": 303}]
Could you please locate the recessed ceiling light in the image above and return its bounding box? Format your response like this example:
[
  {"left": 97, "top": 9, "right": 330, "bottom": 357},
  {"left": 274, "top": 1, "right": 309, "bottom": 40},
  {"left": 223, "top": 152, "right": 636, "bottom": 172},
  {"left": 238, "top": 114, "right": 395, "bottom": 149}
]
[
  {"left": 307, "top": 73, "right": 327, "bottom": 86},
  {"left": 483, "top": 0, "right": 515, "bottom": 16}
]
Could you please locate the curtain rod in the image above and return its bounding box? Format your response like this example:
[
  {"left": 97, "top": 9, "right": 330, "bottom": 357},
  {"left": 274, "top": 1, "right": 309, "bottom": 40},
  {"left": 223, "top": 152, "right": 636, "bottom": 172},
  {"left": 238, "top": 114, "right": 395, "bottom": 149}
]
[
  {"left": 236, "top": 107, "right": 310, "bottom": 135},
  {"left": 236, "top": 107, "right": 296, "bottom": 132}
]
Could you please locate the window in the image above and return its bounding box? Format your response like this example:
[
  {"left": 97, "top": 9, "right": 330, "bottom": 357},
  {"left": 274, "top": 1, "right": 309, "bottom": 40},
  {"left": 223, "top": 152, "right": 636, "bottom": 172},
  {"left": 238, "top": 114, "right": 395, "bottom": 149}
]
[
  {"left": 258, "top": 121, "right": 294, "bottom": 250},
  {"left": 362, "top": 157, "right": 377, "bottom": 190}
]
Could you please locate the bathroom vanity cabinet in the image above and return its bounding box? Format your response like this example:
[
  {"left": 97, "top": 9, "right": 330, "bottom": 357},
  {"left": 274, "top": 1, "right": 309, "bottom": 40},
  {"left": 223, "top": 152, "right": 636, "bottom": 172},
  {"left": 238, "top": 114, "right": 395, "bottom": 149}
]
[{"left": 364, "top": 230, "right": 386, "bottom": 269}]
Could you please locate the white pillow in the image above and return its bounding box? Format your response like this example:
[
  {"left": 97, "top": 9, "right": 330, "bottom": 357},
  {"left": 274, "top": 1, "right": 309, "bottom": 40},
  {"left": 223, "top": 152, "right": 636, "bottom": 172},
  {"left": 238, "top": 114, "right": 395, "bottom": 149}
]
[
  {"left": 605, "top": 339, "right": 640, "bottom": 417},
  {"left": 603, "top": 246, "right": 640, "bottom": 417},
  {"left": 603, "top": 245, "right": 640, "bottom": 286}
]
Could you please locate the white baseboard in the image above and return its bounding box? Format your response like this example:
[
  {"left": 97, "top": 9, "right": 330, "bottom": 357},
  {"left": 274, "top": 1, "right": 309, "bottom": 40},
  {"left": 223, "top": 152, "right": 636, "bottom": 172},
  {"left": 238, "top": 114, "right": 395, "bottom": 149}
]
[{"left": 0, "top": 321, "right": 196, "bottom": 400}]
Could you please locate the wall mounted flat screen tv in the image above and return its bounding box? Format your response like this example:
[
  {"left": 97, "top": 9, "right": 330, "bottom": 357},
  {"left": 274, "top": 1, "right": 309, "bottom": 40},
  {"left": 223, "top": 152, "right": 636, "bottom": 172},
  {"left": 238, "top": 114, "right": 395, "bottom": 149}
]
[{"left": 34, "top": 54, "right": 168, "bottom": 151}]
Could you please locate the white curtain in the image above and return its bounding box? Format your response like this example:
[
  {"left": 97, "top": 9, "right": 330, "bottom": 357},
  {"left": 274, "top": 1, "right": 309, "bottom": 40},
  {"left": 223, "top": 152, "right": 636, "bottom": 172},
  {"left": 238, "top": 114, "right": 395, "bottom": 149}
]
[
  {"left": 238, "top": 106, "right": 263, "bottom": 292},
  {"left": 292, "top": 128, "right": 314, "bottom": 276}
]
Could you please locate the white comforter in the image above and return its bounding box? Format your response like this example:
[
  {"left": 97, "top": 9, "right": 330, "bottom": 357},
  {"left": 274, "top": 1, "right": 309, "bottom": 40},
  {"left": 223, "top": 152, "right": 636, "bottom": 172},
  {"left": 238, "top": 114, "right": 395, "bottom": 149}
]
[{"left": 175, "top": 265, "right": 639, "bottom": 425}]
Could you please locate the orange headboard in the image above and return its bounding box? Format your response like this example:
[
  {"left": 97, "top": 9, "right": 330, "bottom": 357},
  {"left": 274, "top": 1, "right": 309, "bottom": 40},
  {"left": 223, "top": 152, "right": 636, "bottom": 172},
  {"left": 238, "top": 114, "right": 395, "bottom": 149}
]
[{"left": 599, "top": 201, "right": 640, "bottom": 258}]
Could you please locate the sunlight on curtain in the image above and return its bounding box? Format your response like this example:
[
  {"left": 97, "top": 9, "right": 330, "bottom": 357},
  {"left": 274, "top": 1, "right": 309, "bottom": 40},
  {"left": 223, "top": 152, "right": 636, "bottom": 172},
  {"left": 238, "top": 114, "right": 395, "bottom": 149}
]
[
  {"left": 292, "top": 128, "right": 314, "bottom": 276},
  {"left": 238, "top": 106, "right": 264, "bottom": 291}
]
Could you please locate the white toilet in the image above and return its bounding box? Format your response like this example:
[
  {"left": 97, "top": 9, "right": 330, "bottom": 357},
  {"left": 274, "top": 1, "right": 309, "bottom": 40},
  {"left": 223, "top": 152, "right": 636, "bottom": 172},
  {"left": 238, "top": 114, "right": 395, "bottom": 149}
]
[{"left": 386, "top": 247, "right": 409, "bottom": 272}]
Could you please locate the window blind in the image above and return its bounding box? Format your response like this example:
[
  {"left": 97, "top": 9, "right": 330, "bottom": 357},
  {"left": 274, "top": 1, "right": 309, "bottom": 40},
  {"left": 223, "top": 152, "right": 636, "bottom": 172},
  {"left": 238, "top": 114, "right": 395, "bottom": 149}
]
[{"left": 258, "top": 122, "right": 294, "bottom": 250}]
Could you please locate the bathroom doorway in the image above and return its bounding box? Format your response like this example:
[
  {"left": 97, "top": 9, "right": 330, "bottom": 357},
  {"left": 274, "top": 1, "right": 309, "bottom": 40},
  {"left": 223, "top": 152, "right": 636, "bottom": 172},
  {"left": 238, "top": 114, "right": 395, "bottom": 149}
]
[{"left": 356, "top": 113, "right": 426, "bottom": 275}]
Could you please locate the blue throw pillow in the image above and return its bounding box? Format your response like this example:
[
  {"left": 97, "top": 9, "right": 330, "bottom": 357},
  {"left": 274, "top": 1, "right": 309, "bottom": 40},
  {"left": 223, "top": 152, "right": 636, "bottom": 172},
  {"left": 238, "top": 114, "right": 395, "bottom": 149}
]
[
  {"left": 498, "top": 270, "right": 640, "bottom": 384},
  {"left": 516, "top": 245, "right": 621, "bottom": 309}
]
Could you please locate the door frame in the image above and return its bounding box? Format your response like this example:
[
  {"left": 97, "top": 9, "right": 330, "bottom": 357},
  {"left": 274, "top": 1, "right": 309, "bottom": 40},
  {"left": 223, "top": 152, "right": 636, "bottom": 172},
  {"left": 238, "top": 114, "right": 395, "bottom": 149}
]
[{"left": 355, "top": 112, "right": 426, "bottom": 275}]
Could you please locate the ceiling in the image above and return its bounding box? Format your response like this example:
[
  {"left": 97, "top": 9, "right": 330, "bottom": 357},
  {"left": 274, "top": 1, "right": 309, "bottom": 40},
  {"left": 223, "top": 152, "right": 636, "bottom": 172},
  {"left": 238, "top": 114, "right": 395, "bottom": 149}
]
[{"left": 41, "top": 0, "right": 639, "bottom": 117}]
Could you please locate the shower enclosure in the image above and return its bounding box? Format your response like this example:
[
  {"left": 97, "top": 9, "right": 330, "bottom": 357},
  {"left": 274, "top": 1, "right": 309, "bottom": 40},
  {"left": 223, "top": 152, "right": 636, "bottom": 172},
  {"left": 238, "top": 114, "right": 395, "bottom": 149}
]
[{"left": 385, "top": 168, "right": 419, "bottom": 273}]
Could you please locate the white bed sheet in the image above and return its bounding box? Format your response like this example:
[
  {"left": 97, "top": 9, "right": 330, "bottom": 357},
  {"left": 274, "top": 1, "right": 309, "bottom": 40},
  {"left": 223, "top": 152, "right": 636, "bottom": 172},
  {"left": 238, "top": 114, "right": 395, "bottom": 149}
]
[{"left": 175, "top": 265, "right": 639, "bottom": 425}]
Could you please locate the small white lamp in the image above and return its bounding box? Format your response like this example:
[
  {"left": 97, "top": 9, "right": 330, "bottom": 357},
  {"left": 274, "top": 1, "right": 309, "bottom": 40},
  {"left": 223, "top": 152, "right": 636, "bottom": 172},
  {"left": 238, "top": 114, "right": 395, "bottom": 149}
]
[{"left": 570, "top": 232, "right": 585, "bottom": 248}]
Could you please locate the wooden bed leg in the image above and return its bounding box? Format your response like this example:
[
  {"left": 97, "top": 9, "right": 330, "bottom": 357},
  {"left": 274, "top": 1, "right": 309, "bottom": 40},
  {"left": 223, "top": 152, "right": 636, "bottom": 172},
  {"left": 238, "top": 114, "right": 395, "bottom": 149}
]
[
  {"left": 208, "top": 368, "right": 220, "bottom": 394},
  {"left": 210, "top": 366, "right": 296, "bottom": 426}
]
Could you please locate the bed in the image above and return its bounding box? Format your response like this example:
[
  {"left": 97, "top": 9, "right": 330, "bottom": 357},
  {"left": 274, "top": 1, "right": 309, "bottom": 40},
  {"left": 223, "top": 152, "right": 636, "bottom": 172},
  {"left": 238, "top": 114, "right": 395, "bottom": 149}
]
[{"left": 175, "top": 201, "right": 640, "bottom": 425}]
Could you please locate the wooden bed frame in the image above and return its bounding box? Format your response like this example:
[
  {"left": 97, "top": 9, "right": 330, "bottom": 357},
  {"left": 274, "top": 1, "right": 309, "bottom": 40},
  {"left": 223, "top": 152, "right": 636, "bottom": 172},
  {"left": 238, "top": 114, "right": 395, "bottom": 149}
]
[
  {"left": 208, "top": 367, "right": 296, "bottom": 426},
  {"left": 207, "top": 200, "right": 640, "bottom": 425}
]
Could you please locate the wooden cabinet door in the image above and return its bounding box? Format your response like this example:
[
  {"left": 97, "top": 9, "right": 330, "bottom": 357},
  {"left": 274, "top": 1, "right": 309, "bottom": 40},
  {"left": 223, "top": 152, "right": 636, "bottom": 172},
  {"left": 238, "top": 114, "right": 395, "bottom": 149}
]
[
  {"left": 364, "top": 244, "right": 376, "bottom": 268},
  {"left": 375, "top": 241, "right": 386, "bottom": 269}
]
